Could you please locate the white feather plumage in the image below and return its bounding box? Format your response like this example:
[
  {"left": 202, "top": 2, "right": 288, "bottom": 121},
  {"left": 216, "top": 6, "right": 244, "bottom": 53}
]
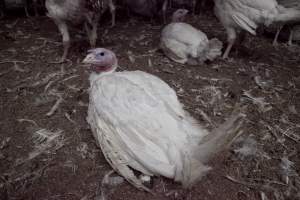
[
  {"left": 88, "top": 71, "right": 211, "bottom": 189},
  {"left": 160, "top": 22, "right": 223, "bottom": 64},
  {"left": 87, "top": 68, "right": 244, "bottom": 191},
  {"left": 214, "top": 0, "right": 300, "bottom": 58}
]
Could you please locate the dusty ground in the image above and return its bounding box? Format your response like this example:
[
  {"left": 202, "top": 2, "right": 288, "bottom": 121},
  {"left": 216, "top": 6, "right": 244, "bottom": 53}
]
[{"left": 0, "top": 10, "right": 300, "bottom": 200}]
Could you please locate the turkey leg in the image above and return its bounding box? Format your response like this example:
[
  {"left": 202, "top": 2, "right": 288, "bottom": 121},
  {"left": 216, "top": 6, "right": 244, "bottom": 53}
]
[
  {"left": 33, "top": 0, "right": 39, "bottom": 16},
  {"left": 273, "top": 25, "right": 283, "bottom": 46},
  {"left": 55, "top": 20, "right": 70, "bottom": 63},
  {"left": 108, "top": 0, "right": 116, "bottom": 27},
  {"left": 23, "top": 0, "right": 30, "bottom": 17},
  {"left": 162, "top": 0, "right": 168, "bottom": 24},
  {"left": 192, "top": 0, "right": 196, "bottom": 14},
  {"left": 85, "top": 14, "right": 100, "bottom": 48},
  {"left": 288, "top": 28, "right": 294, "bottom": 46},
  {"left": 223, "top": 27, "right": 236, "bottom": 59}
]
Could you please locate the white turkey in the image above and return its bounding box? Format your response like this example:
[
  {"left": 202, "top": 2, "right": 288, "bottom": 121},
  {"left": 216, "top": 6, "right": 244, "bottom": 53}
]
[
  {"left": 213, "top": 0, "right": 300, "bottom": 58},
  {"left": 83, "top": 47, "right": 245, "bottom": 191},
  {"left": 46, "top": 0, "right": 116, "bottom": 63},
  {"left": 160, "top": 9, "right": 223, "bottom": 65},
  {"left": 273, "top": 0, "right": 300, "bottom": 46}
]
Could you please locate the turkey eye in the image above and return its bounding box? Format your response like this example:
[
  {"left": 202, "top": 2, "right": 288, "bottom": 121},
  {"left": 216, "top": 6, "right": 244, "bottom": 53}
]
[{"left": 100, "top": 52, "right": 105, "bottom": 56}]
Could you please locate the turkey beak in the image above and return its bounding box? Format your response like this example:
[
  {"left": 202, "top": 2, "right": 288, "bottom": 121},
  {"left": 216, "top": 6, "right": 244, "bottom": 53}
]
[{"left": 82, "top": 54, "right": 96, "bottom": 64}]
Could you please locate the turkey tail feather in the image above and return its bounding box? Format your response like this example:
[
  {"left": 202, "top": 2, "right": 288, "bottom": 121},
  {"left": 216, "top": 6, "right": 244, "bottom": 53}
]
[
  {"left": 232, "top": 13, "right": 257, "bottom": 35},
  {"left": 181, "top": 106, "right": 245, "bottom": 188},
  {"left": 193, "top": 106, "right": 245, "bottom": 164}
]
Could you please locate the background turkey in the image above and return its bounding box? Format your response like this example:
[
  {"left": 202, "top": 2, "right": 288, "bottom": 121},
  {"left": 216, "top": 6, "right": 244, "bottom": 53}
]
[
  {"left": 160, "top": 9, "right": 223, "bottom": 64},
  {"left": 45, "top": 0, "right": 116, "bottom": 62},
  {"left": 123, "top": 0, "right": 168, "bottom": 23},
  {"left": 0, "top": 0, "right": 44, "bottom": 17},
  {"left": 213, "top": 0, "right": 300, "bottom": 58},
  {"left": 273, "top": 0, "right": 300, "bottom": 45}
]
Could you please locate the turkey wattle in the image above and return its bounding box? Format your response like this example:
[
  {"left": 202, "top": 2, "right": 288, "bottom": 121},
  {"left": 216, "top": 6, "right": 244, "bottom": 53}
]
[
  {"left": 160, "top": 9, "right": 223, "bottom": 65},
  {"left": 46, "top": 0, "right": 116, "bottom": 62},
  {"left": 83, "top": 48, "right": 244, "bottom": 191}
]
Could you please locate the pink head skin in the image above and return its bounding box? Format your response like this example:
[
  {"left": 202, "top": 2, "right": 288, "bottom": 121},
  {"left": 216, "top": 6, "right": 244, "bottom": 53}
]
[
  {"left": 172, "top": 9, "right": 188, "bottom": 22},
  {"left": 82, "top": 48, "right": 118, "bottom": 73}
]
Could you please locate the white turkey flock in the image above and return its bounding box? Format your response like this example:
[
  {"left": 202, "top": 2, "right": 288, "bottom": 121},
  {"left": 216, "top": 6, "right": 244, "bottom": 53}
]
[
  {"left": 83, "top": 48, "right": 245, "bottom": 191},
  {"left": 1, "top": 0, "right": 300, "bottom": 198}
]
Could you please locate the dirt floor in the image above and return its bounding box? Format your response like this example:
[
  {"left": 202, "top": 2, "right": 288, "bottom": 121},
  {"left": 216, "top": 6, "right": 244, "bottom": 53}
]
[{"left": 0, "top": 9, "right": 300, "bottom": 200}]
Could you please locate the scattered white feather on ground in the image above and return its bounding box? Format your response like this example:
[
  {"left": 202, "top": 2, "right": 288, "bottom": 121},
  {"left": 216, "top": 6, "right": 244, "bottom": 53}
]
[{"left": 15, "top": 128, "right": 65, "bottom": 166}]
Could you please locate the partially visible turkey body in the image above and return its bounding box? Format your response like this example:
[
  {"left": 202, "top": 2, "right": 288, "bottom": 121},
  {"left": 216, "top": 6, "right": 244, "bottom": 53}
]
[
  {"left": 88, "top": 71, "right": 242, "bottom": 191},
  {"left": 214, "top": 0, "right": 300, "bottom": 35},
  {"left": 277, "top": 0, "right": 300, "bottom": 9},
  {"left": 293, "top": 25, "right": 300, "bottom": 40},
  {"left": 161, "top": 22, "right": 222, "bottom": 64},
  {"left": 277, "top": 0, "right": 300, "bottom": 42},
  {"left": 46, "top": 0, "right": 81, "bottom": 24},
  {"left": 46, "top": 0, "right": 110, "bottom": 25},
  {"left": 46, "top": 0, "right": 115, "bottom": 62},
  {"left": 125, "top": 0, "right": 167, "bottom": 17}
]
